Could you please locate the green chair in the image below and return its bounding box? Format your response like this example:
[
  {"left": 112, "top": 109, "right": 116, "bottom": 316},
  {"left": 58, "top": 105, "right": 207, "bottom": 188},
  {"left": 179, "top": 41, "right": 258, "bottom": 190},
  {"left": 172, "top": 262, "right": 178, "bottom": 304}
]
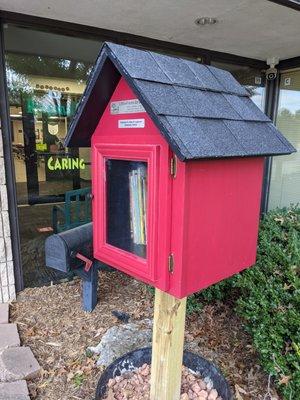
[{"left": 52, "top": 187, "right": 92, "bottom": 233}]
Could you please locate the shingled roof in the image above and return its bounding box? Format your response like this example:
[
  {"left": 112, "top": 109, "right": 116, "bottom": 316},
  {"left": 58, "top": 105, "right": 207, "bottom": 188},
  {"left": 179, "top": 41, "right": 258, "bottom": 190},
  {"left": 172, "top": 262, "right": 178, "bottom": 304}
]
[{"left": 65, "top": 42, "right": 296, "bottom": 161}]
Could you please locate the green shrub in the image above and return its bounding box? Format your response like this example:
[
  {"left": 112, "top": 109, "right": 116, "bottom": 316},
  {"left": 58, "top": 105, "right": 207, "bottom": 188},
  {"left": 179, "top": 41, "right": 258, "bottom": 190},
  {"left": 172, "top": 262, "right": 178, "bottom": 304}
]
[
  {"left": 196, "top": 277, "right": 235, "bottom": 304},
  {"left": 234, "top": 207, "right": 300, "bottom": 399}
]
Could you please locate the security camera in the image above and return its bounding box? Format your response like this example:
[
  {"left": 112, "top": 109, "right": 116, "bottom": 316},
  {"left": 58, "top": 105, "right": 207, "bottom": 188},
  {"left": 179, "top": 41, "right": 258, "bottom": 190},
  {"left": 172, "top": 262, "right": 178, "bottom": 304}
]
[
  {"left": 266, "top": 57, "right": 279, "bottom": 81},
  {"left": 266, "top": 67, "right": 277, "bottom": 81}
]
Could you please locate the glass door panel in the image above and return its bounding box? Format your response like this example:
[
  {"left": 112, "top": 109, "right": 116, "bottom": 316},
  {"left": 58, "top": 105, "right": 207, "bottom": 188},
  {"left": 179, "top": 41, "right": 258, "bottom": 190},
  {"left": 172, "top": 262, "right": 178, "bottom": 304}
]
[
  {"left": 4, "top": 23, "right": 99, "bottom": 287},
  {"left": 7, "top": 67, "right": 91, "bottom": 205},
  {"left": 106, "top": 160, "right": 148, "bottom": 259}
]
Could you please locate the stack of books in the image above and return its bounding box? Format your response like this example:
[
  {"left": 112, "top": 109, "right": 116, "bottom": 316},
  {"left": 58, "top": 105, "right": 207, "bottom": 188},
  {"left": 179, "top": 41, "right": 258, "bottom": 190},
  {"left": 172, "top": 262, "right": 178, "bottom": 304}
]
[{"left": 129, "top": 166, "right": 147, "bottom": 245}]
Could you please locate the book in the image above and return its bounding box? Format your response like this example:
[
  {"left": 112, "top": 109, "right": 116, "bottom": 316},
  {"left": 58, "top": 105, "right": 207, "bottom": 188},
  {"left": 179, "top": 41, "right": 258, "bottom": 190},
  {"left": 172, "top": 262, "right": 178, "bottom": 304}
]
[{"left": 129, "top": 165, "right": 147, "bottom": 245}]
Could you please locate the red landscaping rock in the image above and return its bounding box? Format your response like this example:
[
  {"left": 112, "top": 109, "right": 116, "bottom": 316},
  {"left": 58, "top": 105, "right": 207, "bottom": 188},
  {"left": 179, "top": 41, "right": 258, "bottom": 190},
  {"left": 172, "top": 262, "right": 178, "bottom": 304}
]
[{"left": 103, "top": 364, "right": 223, "bottom": 400}]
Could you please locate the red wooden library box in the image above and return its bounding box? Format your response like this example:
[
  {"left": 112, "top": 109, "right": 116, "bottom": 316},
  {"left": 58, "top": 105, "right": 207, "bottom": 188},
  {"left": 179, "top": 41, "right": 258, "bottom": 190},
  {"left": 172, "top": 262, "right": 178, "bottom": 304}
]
[{"left": 65, "top": 43, "right": 295, "bottom": 298}]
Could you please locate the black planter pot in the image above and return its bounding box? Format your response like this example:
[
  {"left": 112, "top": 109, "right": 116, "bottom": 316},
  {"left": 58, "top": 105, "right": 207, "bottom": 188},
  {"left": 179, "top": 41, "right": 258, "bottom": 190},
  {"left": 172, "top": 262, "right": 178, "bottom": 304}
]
[{"left": 95, "top": 347, "right": 232, "bottom": 400}]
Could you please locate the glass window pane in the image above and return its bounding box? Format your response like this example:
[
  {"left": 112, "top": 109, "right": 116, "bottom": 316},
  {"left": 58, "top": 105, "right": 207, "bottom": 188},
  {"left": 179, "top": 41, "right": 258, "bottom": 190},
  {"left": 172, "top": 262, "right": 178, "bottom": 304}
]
[
  {"left": 269, "top": 70, "right": 300, "bottom": 209},
  {"left": 6, "top": 51, "right": 93, "bottom": 205},
  {"left": 106, "top": 160, "right": 148, "bottom": 259},
  {"left": 4, "top": 23, "right": 99, "bottom": 288}
]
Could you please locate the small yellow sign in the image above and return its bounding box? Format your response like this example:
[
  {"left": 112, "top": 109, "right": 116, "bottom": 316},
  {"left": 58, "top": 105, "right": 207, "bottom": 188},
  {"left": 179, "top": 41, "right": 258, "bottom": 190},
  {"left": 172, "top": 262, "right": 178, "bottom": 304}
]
[{"left": 36, "top": 143, "right": 47, "bottom": 151}]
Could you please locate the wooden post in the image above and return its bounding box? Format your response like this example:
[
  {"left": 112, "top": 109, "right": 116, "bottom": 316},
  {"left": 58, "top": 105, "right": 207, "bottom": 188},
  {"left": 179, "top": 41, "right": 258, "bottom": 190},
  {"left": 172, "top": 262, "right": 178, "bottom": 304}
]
[{"left": 150, "top": 288, "right": 187, "bottom": 400}]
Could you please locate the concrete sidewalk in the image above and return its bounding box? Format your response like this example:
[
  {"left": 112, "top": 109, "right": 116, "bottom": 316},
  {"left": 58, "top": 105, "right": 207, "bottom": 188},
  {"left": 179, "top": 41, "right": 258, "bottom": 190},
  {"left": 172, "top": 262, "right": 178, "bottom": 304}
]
[{"left": 0, "top": 303, "right": 41, "bottom": 399}]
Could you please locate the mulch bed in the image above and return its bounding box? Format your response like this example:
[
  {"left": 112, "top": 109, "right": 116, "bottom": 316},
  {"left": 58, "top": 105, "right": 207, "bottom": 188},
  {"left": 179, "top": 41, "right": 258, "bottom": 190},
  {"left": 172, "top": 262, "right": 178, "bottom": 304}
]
[{"left": 10, "top": 270, "right": 280, "bottom": 400}]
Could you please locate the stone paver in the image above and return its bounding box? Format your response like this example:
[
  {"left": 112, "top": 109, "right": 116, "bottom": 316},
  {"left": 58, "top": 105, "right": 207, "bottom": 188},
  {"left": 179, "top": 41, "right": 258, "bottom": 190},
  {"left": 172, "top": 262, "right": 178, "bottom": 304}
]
[
  {"left": 0, "top": 380, "right": 30, "bottom": 399},
  {"left": 0, "top": 324, "right": 20, "bottom": 350},
  {"left": 0, "top": 304, "right": 8, "bottom": 324},
  {"left": 0, "top": 347, "right": 41, "bottom": 382},
  {"left": 0, "top": 303, "right": 40, "bottom": 398}
]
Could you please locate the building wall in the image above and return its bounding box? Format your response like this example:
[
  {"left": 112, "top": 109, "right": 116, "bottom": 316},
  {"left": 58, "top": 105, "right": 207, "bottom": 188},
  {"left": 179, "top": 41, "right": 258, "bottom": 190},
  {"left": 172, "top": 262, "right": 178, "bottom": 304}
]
[{"left": 0, "top": 124, "right": 15, "bottom": 303}]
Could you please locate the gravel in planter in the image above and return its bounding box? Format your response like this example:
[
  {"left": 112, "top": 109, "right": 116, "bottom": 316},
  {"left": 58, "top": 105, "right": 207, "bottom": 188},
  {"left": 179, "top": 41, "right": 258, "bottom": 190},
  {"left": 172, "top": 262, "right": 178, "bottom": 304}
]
[{"left": 103, "top": 364, "right": 222, "bottom": 400}]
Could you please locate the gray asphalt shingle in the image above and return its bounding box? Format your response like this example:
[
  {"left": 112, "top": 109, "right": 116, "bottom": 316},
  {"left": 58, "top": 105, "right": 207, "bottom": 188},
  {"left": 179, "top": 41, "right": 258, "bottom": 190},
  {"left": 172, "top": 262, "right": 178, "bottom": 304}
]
[
  {"left": 133, "top": 80, "right": 192, "bottom": 116},
  {"left": 163, "top": 117, "right": 245, "bottom": 158},
  {"left": 224, "top": 120, "right": 290, "bottom": 155},
  {"left": 150, "top": 52, "right": 204, "bottom": 89},
  {"left": 175, "top": 87, "right": 240, "bottom": 119},
  {"left": 181, "top": 60, "right": 224, "bottom": 92},
  {"left": 224, "top": 94, "right": 271, "bottom": 122},
  {"left": 208, "top": 65, "right": 250, "bottom": 96},
  {"left": 108, "top": 43, "right": 171, "bottom": 84}
]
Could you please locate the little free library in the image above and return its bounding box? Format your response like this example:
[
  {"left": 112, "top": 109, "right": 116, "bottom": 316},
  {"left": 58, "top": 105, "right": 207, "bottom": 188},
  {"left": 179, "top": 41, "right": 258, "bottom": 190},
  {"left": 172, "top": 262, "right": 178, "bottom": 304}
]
[{"left": 63, "top": 42, "right": 295, "bottom": 399}]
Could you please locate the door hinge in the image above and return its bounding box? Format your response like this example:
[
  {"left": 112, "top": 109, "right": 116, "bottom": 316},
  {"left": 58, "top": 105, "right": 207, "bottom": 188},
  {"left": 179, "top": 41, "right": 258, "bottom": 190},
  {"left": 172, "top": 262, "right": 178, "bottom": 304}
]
[
  {"left": 168, "top": 253, "right": 174, "bottom": 273},
  {"left": 170, "top": 156, "right": 177, "bottom": 178}
]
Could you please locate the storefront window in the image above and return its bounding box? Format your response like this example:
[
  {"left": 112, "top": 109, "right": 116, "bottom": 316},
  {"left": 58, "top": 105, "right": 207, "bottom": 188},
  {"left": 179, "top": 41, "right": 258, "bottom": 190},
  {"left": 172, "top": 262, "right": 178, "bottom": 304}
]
[
  {"left": 269, "top": 70, "right": 300, "bottom": 209},
  {"left": 4, "top": 24, "right": 100, "bottom": 287}
]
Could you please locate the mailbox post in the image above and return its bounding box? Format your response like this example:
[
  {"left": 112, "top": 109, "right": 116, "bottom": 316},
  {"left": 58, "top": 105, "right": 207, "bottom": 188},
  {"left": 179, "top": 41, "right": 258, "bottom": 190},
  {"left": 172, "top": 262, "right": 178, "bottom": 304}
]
[{"left": 65, "top": 42, "right": 295, "bottom": 399}]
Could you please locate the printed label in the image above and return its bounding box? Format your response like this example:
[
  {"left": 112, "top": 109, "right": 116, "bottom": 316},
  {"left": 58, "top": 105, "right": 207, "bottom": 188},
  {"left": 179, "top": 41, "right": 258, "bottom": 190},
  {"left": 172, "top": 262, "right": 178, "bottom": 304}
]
[
  {"left": 111, "top": 99, "right": 145, "bottom": 115},
  {"left": 118, "top": 119, "right": 145, "bottom": 129}
]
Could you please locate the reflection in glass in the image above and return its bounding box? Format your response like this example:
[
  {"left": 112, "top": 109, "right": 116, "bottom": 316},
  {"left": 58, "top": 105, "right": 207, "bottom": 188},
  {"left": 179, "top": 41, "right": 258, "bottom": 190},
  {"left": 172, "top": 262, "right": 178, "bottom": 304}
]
[
  {"left": 106, "top": 160, "right": 148, "bottom": 259},
  {"left": 269, "top": 70, "right": 300, "bottom": 209},
  {"left": 6, "top": 51, "right": 93, "bottom": 205}
]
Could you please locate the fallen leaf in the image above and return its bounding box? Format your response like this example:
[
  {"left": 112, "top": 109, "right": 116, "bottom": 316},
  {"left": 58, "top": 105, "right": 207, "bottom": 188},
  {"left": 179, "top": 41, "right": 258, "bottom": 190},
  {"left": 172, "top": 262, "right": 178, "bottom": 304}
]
[
  {"left": 235, "top": 384, "right": 245, "bottom": 400},
  {"left": 274, "top": 217, "right": 284, "bottom": 224},
  {"left": 279, "top": 375, "right": 291, "bottom": 385},
  {"left": 235, "top": 384, "right": 248, "bottom": 394},
  {"left": 45, "top": 342, "right": 62, "bottom": 347},
  {"left": 94, "top": 328, "right": 105, "bottom": 338},
  {"left": 67, "top": 372, "right": 74, "bottom": 381}
]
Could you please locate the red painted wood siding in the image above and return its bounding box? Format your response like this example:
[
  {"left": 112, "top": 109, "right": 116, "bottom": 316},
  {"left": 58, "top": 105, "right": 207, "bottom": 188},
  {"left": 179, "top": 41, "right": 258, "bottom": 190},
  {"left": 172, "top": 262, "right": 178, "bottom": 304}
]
[{"left": 169, "top": 157, "right": 264, "bottom": 298}]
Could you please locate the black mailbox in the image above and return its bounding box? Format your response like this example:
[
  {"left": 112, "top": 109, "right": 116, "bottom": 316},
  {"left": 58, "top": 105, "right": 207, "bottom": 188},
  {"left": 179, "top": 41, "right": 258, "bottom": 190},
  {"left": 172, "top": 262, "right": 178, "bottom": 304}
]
[
  {"left": 45, "top": 222, "right": 93, "bottom": 273},
  {"left": 45, "top": 222, "right": 113, "bottom": 311}
]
